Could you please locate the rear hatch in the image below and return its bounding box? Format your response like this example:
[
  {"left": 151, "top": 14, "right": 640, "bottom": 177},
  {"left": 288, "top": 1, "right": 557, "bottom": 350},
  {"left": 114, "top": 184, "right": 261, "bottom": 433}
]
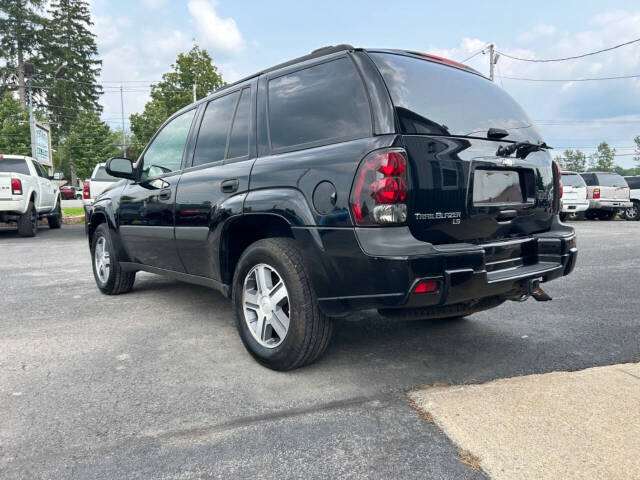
[
  {"left": 561, "top": 173, "right": 587, "bottom": 203},
  {"left": 595, "top": 173, "right": 629, "bottom": 200},
  {"left": 0, "top": 158, "right": 31, "bottom": 200},
  {"left": 369, "top": 51, "right": 555, "bottom": 245}
]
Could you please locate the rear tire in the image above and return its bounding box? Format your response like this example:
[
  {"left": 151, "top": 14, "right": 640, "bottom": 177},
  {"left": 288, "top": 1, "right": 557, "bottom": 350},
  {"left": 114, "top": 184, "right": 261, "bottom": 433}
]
[
  {"left": 47, "top": 197, "right": 62, "bottom": 229},
  {"left": 91, "top": 223, "right": 136, "bottom": 295},
  {"left": 624, "top": 201, "right": 639, "bottom": 221},
  {"left": 17, "top": 201, "right": 37, "bottom": 237},
  {"left": 232, "top": 238, "right": 333, "bottom": 371}
]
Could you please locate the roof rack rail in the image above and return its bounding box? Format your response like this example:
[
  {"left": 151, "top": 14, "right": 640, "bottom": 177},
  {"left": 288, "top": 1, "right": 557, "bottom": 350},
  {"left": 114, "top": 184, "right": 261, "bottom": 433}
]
[{"left": 311, "top": 44, "right": 355, "bottom": 55}]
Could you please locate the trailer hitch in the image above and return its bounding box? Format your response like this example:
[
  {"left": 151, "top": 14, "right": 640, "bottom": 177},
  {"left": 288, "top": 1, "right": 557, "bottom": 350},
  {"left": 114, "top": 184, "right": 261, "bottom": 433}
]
[{"left": 510, "top": 278, "right": 552, "bottom": 302}]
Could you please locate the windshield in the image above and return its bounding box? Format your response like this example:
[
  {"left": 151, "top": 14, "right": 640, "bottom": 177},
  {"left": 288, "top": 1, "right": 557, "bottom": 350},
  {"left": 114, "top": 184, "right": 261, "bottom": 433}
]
[
  {"left": 92, "top": 166, "right": 118, "bottom": 182},
  {"left": 0, "top": 158, "right": 30, "bottom": 175},
  {"left": 561, "top": 174, "right": 586, "bottom": 187},
  {"left": 369, "top": 52, "right": 543, "bottom": 143},
  {"left": 596, "top": 173, "right": 627, "bottom": 187}
]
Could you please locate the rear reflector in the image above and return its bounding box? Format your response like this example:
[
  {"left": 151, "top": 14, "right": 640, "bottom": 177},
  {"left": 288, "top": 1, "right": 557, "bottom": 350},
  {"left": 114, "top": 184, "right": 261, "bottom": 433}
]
[
  {"left": 414, "top": 280, "right": 438, "bottom": 294},
  {"left": 83, "top": 180, "right": 90, "bottom": 200}
]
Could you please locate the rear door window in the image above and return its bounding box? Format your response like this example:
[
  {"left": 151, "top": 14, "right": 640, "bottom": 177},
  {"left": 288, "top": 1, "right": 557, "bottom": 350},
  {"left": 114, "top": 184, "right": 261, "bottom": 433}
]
[
  {"left": 625, "top": 177, "right": 640, "bottom": 189},
  {"left": 193, "top": 91, "right": 240, "bottom": 166},
  {"left": 0, "top": 158, "right": 30, "bottom": 175},
  {"left": 227, "top": 88, "right": 251, "bottom": 160},
  {"left": 267, "top": 57, "right": 371, "bottom": 151},
  {"left": 596, "top": 173, "right": 627, "bottom": 187},
  {"left": 580, "top": 173, "right": 597, "bottom": 186}
]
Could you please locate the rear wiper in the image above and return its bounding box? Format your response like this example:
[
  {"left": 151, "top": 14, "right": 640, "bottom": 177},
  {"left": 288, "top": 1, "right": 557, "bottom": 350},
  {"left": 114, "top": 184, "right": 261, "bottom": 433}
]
[{"left": 496, "top": 141, "right": 552, "bottom": 159}]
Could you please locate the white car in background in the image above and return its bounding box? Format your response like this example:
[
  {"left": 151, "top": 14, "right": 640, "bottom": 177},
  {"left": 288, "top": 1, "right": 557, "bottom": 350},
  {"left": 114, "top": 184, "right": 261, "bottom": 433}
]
[
  {"left": 0, "top": 154, "right": 62, "bottom": 236},
  {"left": 560, "top": 171, "right": 589, "bottom": 221},
  {"left": 623, "top": 176, "right": 640, "bottom": 221},
  {"left": 580, "top": 172, "right": 632, "bottom": 220},
  {"left": 82, "top": 163, "right": 120, "bottom": 207}
]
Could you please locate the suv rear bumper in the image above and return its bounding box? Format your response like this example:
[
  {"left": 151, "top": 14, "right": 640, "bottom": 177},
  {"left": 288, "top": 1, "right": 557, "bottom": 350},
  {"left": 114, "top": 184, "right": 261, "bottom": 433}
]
[
  {"left": 293, "top": 217, "right": 577, "bottom": 316},
  {"left": 589, "top": 199, "right": 632, "bottom": 210}
]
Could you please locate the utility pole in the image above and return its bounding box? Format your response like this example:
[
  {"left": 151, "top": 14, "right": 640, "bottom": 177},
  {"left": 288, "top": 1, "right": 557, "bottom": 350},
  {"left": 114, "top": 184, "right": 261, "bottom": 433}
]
[
  {"left": 489, "top": 44, "right": 495, "bottom": 82},
  {"left": 28, "top": 79, "right": 37, "bottom": 160},
  {"left": 120, "top": 85, "right": 126, "bottom": 156},
  {"left": 193, "top": 82, "right": 197, "bottom": 103}
]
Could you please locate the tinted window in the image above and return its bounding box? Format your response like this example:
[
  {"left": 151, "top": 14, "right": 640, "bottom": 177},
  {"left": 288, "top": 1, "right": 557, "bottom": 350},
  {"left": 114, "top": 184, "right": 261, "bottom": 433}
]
[
  {"left": 33, "top": 161, "right": 46, "bottom": 177},
  {"left": 624, "top": 176, "right": 640, "bottom": 189},
  {"left": 370, "top": 53, "right": 542, "bottom": 143},
  {"left": 0, "top": 158, "right": 30, "bottom": 175},
  {"left": 193, "top": 91, "right": 239, "bottom": 166},
  {"left": 227, "top": 88, "right": 251, "bottom": 159},
  {"left": 580, "top": 173, "right": 597, "bottom": 186},
  {"left": 268, "top": 57, "right": 371, "bottom": 150},
  {"left": 92, "top": 166, "right": 118, "bottom": 181},
  {"left": 561, "top": 174, "right": 585, "bottom": 187},
  {"left": 141, "top": 108, "right": 196, "bottom": 179},
  {"left": 596, "top": 173, "right": 627, "bottom": 187}
]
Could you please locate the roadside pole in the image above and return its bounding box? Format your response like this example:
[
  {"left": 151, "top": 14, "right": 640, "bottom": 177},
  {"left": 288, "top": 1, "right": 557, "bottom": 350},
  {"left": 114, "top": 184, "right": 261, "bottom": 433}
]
[
  {"left": 120, "top": 85, "right": 126, "bottom": 155},
  {"left": 489, "top": 44, "right": 495, "bottom": 82},
  {"left": 28, "top": 80, "right": 37, "bottom": 160}
]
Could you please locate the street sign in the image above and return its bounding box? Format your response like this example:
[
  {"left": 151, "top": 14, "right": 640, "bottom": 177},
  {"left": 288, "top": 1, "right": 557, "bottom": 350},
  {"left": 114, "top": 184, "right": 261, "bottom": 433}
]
[{"left": 34, "top": 123, "right": 52, "bottom": 167}]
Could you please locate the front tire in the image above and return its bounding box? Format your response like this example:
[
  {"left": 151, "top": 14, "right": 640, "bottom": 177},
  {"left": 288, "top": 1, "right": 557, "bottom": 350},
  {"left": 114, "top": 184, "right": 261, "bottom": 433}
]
[
  {"left": 91, "top": 223, "right": 136, "bottom": 294},
  {"left": 17, "top": 201, "right": 37, "bottom": 237},
  {"left": 47, "top": 197, "right": 62, "bottom": 229},
  {"left": 232, "top": 238, "right": 333, "bottom": 371},
  {"left": 559, "top": 212, "right": 568, "bottom": 221}
]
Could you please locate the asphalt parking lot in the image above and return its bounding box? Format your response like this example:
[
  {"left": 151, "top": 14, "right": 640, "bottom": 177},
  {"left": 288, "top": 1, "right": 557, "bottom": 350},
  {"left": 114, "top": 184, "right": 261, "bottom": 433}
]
[{"left": 1, "top": 221, "right": 639, "bottom": 479}]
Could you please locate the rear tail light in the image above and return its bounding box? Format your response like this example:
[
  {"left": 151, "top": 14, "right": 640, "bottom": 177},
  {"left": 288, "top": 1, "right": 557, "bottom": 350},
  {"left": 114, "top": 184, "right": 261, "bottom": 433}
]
[
  {"left": 593, "top": 188, "right": 600, "bottom": 199},
  {"left": 554, "top": 162, "right": 563, "bottom": 200},
  {"left": 83, "top": 180, "right": 90, "bottom": 200},
  {"left": 350, "top": 148, "right": 409, "bottom": 225},
  {"left": 414, "top": 280, "right": 438, "bottom": 294},
  {"left": 11, "top": 178, "right": 22, "bottom": 195}
]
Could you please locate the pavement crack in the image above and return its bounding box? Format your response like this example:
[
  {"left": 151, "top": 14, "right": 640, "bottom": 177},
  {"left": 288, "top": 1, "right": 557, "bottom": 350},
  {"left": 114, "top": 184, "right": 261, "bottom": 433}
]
[{"left": 617, "top": 368, "right": 640, "bottom": 381}]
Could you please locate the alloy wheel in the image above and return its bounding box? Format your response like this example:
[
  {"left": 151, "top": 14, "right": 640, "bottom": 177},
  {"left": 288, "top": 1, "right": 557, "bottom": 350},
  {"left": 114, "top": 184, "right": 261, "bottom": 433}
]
[
  {"left": 94, "top": 236, "right": 111, "bottom": 284},
  {"left": 242, "top": 263, "right": 290, "bottom": 348}
]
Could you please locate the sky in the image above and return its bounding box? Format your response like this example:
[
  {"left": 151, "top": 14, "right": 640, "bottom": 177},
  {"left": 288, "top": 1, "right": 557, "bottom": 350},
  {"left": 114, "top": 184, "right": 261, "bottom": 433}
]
[{"left": 90, "top": 0, "right": 640, "bottom": 167}]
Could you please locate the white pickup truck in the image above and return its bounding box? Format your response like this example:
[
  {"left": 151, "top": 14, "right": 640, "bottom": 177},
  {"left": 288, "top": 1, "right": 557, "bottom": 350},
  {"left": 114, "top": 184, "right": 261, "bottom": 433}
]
[
  {"left": 0, "top": 154, "right": 62, "bottom": 236},
  {"left": 82, "top": 162, "right": 119, "bottom": 206}
]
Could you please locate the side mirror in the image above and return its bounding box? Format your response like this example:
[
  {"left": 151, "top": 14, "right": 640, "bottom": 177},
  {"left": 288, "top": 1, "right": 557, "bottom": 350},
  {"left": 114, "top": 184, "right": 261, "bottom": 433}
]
[{"left": 106, "top": 157, "right": 136, "bottom": 180}]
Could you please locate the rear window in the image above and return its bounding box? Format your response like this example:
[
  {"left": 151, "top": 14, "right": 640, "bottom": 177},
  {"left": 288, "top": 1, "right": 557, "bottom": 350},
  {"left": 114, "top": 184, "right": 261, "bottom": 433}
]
[
  {"left": 625, "top": 176, "right": 640, "bottom": 189},
  {"left": 268, "top": 57, "right": 371, "bottom": 150},
  {"left": 561, "top": 174, "right": 586, "bottom": 187},
  {"left": 580, "top": 173, "right": 598, "bottom": 186},
  {"left": 0, "top": 158, "right": 30, "bottom": 175},
  {"left": 369, "top": 52, "right": 542, "bottom": 143},
  {"left": 92, "top": 166, "right": 118, "bottom": 181},
  {"left": 596, "top": 173, "right": 627, "bottom": 187}
]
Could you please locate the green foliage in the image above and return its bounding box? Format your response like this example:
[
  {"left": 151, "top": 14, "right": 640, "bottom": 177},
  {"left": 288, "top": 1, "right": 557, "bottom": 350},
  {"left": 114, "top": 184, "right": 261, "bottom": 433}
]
[
  {"left": 39, "top": 0, "right": 102, "bottom": 140},
  {"left": 614, "top": 165, "right": 640, "bottom": 176},
  {"left": 555, "top": 149, "right": 586, "bottom": 172},
  {"left": 57, "top": 111, "right": 121, "bottom": 180},
  {"left": 588, "top": 141, "right": 616, "bottom": 172},
  {"left": 129, "top": 45, "right": 224, "bottom": 158},
  {"left": 0, "top": 92, "right": 31, "bottom": 155}
]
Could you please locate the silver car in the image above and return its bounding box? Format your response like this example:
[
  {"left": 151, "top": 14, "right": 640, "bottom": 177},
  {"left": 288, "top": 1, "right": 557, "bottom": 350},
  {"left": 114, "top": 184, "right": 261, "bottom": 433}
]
[{"left": 580, "top": 172, "right": 632, "bottom": 220}]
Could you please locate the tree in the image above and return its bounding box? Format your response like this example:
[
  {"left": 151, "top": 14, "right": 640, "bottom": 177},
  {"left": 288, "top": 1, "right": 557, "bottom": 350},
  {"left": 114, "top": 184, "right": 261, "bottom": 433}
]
[
  {"left": 0, "top": 0, "right": 46, "bottom": 107},
  {"left": 634, "top": 135, "right": 640, "bottom": 168},
  {"left": 57, "top": 111, "right": 120, "bottom": 180},
  {"left": 556, "top": 149, "right": 586, "bottom": 172},
  {"left": 588, "top": 141, "right": 616, "bottom": 172},
  {"left": 39, "top": 0, "right": 102, "bottom": 139},
  {"left": 130, "top": 45, "right": 224, "bottom": 158},
  {"left": 0, "top": 92, "right": 31, "bottom": 155}
]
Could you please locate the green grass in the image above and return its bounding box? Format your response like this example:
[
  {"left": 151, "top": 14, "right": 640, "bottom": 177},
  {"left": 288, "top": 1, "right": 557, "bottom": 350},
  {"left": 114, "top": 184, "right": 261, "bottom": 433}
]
[{"left": 62, "top": 207, "right": 85, "bottom": 216}]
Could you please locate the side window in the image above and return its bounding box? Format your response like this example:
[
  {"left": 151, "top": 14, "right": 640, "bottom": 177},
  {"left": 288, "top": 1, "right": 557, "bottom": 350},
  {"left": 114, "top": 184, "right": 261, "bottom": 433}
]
[
  {"left": 193, "top": 91, "right": 239, "bottom": 166},
  {"left": 268, "top": 57, "right": 371, "bottom": 150},
  {"left": 227, "top": 88, "right": 251, "bottom": 159},
  {"left": 141, "top": 108, "right": 196, "bottom": 180},
  {"left": 33, "top": 161, "right": 46, "bottom": 178}
]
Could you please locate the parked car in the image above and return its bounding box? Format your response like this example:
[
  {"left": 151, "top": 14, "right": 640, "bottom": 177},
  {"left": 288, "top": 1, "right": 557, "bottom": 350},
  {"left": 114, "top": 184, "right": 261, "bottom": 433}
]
[
  {"left": 82, "top": 163, "right": 119, "bottom": 207},
  {"left": 559, "top": 171, "right": 589, "bottom": 220},
  {"left": 623, "top": 176, "right": 640, "bottom": 221},
  {"left": 86, "top": 45, "right": 577, "bottom": 370},
  {"left": 580, "top": 172, "right": 632, "bottom": 220},
  {"left": 0, "top": 154, "right": 62, "bottom": 236},
  {"left": 60, "top": 185, "right": 77, "bottom": 200}
]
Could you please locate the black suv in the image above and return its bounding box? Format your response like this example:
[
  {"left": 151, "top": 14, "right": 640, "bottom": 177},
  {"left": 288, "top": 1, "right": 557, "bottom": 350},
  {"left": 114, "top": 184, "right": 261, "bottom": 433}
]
[{"left": 87, "top": 45, "right": 577, "bottom": 370}]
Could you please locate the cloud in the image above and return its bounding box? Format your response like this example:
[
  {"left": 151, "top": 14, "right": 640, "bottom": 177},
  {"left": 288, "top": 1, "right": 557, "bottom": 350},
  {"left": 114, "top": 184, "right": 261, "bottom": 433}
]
[
  {"left": 187, "top": 0, "right": 245, "bottom": 56},
  {"left": 517, "top": 24, "right": 557, "bottom": 43}
]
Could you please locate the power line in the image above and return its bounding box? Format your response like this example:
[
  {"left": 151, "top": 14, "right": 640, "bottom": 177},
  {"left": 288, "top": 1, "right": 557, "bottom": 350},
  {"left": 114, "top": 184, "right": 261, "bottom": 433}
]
[
  {"left": 460, "top": 45, "right": 489, "bottom": 63},
  {"left": 496, "top": 37, "right": 640, "bottom": 62},
  {"left": 497, "top": 73, "right": 640, "bottom": 82}
]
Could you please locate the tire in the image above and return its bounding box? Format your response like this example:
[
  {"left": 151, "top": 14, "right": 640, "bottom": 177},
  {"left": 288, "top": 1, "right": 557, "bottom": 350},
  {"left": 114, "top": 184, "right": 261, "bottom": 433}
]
[
  {"left": 17, "top": 201, "right": 37, "bottom": 237},
  {"left": 624, "top": 201, "right": 639, "bottom": 221},
  {"left": 47, "top": 197, "right": 62, "bottom": 229},
  {"left": 232, "top": 238, "right": 333, "bottom": 371},
  {"left": 559, "top": 212, "right": 568, "bottom": 221},
  {"left": 585, "top": 210, "right": 598, "bottom": 220},
  {"left": 91, "top": 223, "right": 136, "bottom": 295}
]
